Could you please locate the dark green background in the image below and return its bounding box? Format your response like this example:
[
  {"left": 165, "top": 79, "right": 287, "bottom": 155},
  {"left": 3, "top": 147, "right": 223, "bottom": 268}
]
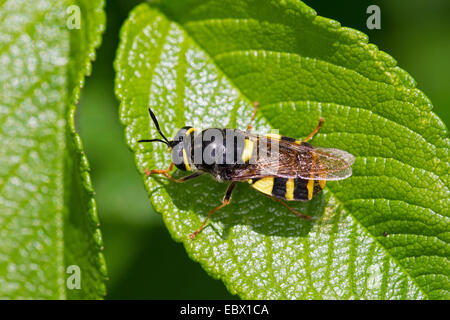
[{"left": 77, "top": 0, "right": 450, "bottom": 299}]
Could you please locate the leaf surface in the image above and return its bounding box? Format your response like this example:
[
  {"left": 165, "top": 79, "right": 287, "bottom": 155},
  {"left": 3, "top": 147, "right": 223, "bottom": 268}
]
[
  {"left": 115, "top": 0, "right": 449, "bottom": 299},
  {"left": 0, "top": 0, "right": 107, "bottom": 298}
]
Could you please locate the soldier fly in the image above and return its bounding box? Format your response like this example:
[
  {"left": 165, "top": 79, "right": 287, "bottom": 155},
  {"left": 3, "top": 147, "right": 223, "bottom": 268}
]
[{"left": 139, "top": 103, "right": 355, "bottom": 239}]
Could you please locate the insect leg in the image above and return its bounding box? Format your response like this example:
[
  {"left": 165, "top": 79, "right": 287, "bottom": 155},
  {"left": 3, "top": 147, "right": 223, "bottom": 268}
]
[
  {"left": 302, "top": 117, "right": 324, "bottom": 142},
  {"left": 174, "top": 171, "right": 203, "bottom": 183},
  {"left": 190, "top": 182, "right": 237, "bottom": 239},
  {"left": 245, "top": 101, "right": 259, "bottom": 132},
  {"left": 271, "top": 197, "right": 311, "bottom": 221},
  {"left": 144, "top": 162, "right": 174, "bottom": 179},
  {"left": 145, "top": 162, "right": 202, "bottom": 183}
]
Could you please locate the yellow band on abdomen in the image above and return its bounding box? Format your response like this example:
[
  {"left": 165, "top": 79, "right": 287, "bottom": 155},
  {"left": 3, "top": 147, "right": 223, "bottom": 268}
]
[
  {"left": 285, "top": 178, "right": 294, "bottom": 200},
  {"left": 307, "top": 152, "right": 318, "bottom": 200},
  {"left": 241, "top": 139, "right": 254, "bottom": 163},
  {"left": 251, "top": 177, "right": 274, "bottom": 196}
]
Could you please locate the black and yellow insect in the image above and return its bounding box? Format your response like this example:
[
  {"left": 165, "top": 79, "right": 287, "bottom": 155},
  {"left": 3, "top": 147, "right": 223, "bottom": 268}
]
[{"left": 139, "top": 103, "right": 355, "bottom": 239}]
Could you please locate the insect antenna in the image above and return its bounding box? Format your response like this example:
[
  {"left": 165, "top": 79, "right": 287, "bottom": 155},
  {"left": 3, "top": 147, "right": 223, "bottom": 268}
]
[
  {"left": 137, "top": 138, "right": 169, "bottom": 145},
  {"left": 138, "top": 108, "right": 172, "bottom": 146}
]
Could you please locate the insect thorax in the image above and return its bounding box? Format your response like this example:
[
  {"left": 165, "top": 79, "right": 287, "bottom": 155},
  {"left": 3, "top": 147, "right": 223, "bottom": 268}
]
[{"left": 172, "top": 128, "right": 252, "bottom": 180}]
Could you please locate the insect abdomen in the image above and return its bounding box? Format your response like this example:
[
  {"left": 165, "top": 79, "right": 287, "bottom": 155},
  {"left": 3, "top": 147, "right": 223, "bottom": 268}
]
[{"left": 250, "top": 177, "right": 324, "bottom": 201}]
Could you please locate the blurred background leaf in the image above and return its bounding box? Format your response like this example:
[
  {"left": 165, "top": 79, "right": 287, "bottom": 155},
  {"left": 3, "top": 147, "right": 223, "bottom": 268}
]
[
  {"left": 0, "top": 0, "right": 106, "bottom": 299},
  {"left": 78, "top": 0, "right": 449, "bottom": 299}
]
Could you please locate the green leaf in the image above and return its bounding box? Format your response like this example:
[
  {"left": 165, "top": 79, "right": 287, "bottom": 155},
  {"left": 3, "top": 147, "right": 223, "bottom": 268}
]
[
  {"left": 0, "top": 0, "right": 107, "bottom": 298},
  {"left": 115, "top": 0, "right": 449, "bottom": 299}
]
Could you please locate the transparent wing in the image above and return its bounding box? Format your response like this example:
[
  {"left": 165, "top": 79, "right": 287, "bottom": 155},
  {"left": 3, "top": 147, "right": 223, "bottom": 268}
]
[
  {"left": 304, "top": 146, "right": 355, "bottom": 180},
  {"left": 232, "top": 132, "right": 355, "bottom": 181}
]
